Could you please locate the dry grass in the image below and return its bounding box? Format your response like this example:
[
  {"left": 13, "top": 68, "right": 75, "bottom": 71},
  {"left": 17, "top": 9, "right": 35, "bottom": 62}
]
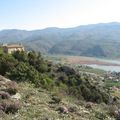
[{"left": 0, "top": 82, "right": 115, "bottom": 120}]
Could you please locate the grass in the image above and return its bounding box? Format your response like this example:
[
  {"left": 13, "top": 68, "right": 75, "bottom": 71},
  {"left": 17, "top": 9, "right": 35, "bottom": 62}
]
[
  {"left": 0, "top": 47, "right": 3, "bottom": 54},
  {"left": 76, "top": 65, "right": 106, "bottom": 75},
  {"left": 112, "top": 91, "right": 120, "bottom": 98},
  {"left": 105, "top": 81, "right": 120, "bottom": 87},
  {"left": 0, "top": 81, "right": 115, "bottom": 120}
]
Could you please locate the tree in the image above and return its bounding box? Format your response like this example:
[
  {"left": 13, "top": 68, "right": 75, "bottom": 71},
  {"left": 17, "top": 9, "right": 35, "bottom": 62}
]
[
  {"left": 6, "top": 62, "right": 40, "bottom": 84},
  {"left": 0, "top": 53, "right": 18, "bottom": 75},
  {"left": 12, "top": 51, "right": 28, "bottom": 62}
]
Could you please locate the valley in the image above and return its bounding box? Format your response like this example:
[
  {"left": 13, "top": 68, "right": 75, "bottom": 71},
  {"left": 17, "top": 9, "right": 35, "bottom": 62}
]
[
  {"left": 1, "top": 22, "right": 120, "bottom": 58},
  {"left": 48, "top": 55, "right": 120, "bottom": 72}
]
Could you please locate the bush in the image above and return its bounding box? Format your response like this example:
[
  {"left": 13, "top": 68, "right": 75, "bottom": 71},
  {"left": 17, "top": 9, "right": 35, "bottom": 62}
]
[
  {"left": 95, "top": 111, "right": 107, "bottom": 120},
  {"left": 68, "top": 86, "right": 83, "bottom": 100},
  {"left": 6, "top": 62, "right": 40, "bottom": 84},
  {"left": 12, "top": 50, "right": 28, "bottom": 62},
  {"left": 91, "top": 90, "right": 103, "bottom": 103},
  {"left": 80, "top": 84, "right": 92, "bottom": 101},
  {"left": 40, "top": 75, "right": 54, "bottom": 89},
  {"left": 0, "top": 53, "right": 18, "bottom": 75},
  {"left": 36, "top": 63, "right": 48, "bottom": 73},
  {"left": 5, "top": 81, "right": 18, "bottom": 95},
  {"left": 28, "top": 51, "right": 48, "bottom": 73},
  {"left": 51, "top": 95, "right": 62, "bottom": 104},
  {"left": 108, "top": 105, "right": 117, "bottom": 117},
  {"left": 0, "top": 91, "right": 10, "bottom": 99},
  {"left": 68, "top": 77, "right": 77, "bottom": 86},
  {"left": 101, "top": 92, "right": 110, "bottom": 104},
  {"left": 0, "top": 100, "right": 21, "bottom": 114},
  {"left": 0, "top": 50, "right": 110, "bottom": 105},
  {"left": 57, "top": 66, "right": 75, "bottom": 76}
]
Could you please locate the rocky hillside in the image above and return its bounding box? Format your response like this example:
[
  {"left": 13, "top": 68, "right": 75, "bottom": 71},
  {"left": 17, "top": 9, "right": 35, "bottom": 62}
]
[
  {"left": 0, "top": 77, "right": 116, "bottom": 120},
  {"left": 0, "top": 75, "right": 21, "bottom": 115},
  {"left": 0, "top": 51, "right": 120, "bottom": 119}
]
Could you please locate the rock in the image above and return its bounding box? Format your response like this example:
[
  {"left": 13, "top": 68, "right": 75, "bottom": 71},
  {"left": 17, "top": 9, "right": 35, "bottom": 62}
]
[
  {"left": 57, "top": 106, "right": 68, "bottom": 114},
  {"left": 0, "top": 91, "right": 10, "bottom": 99},
  {"left": 23, "top": 102, "right": 31, "bottom": 107},
  {"left": 11, "top": 93, "right": 21, "bottom": 100},
  {"left": 0, "top": 75, "right": 11, "bottom": 83},
  {"left": 115, "top": 109, "right": 120, "bottom": 120},
  {"left": 85, "top": 102, "right": 93, "bottom": 109},
  {"left": 0, "top": 75, "right": 21, "bottom": 114},
  {"left": 0, "top": 105, "right": 4, "bottom": 111},
  {"left": 68, "top": 106, "right": 77, "bottom": 113},
  {"left": 82, "top": 110, "right": 90, "bottom": 114}
]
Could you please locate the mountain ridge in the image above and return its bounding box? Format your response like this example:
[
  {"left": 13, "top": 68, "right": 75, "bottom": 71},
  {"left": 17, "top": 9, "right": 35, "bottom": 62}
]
[{"left": 1, "top": 22, "right": 120, "bottom": 58}]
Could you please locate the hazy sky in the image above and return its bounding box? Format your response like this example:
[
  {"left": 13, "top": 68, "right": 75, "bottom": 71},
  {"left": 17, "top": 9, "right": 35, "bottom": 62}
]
[{"left": 0, "top": 0, "right": 120, "bottom": 30}]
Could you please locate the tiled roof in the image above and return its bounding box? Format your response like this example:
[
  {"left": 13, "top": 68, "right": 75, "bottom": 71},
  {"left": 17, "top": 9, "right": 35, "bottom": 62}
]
[{"left": 4, "top": 45, "right": 23, "bottom": 48}]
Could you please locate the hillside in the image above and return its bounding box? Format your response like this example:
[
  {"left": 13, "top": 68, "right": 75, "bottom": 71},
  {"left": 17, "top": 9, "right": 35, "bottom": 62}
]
[
  {"left": 1, "top": 80, "right": 116, "bottom": 120},
  {"left": 1, "top": 50, "right": 120, "bottom": 120},
  {"left": 1, "top": 22, "right": 120, "bottom": 58}
]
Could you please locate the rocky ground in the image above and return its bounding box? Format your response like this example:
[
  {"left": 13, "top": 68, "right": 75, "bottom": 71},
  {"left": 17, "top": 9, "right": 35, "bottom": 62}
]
[{"left": 0, "top": 75, "right": 116, "bottom": 120}]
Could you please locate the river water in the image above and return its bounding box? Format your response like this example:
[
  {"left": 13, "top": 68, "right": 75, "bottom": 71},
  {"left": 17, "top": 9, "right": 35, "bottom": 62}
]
[
  {"left": 88, "top": 64, "right": 120, "bottom": 72},
  {"left": 87, "top": 59, "right": 120, "bottom": 72}
]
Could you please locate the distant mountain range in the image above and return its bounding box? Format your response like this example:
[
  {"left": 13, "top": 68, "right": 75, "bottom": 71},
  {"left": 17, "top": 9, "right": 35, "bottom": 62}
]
[{"left": 1, "top": 22, "right": 120, "bottom": 58}]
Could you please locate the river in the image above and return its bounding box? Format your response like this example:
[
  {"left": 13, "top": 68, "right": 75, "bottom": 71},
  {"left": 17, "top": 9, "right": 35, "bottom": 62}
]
[{"left": 87, "top": 59, "right": 120, "bottom": 72}]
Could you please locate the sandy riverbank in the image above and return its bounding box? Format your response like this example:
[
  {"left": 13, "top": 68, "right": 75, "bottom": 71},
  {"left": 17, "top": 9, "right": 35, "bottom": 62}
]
[{"left": 65, "top": 56, "right": 120, "bottom": 66}]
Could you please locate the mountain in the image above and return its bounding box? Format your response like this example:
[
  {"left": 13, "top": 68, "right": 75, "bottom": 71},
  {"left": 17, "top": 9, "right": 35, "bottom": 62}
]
[{"left": 1, "top": 22, "right": 120, "bottom": 58}]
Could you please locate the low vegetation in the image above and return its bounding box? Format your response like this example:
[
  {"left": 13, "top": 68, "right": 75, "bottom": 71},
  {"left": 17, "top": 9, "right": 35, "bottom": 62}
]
[
  {"left": 0, "top": 50, "right": 120, "bottom": 119},
  {"left": 0, "top": 51, "right": 110, "bottom": 104},
  {"left": 0, "top": 77, "right": 21, "bottom": 115}
]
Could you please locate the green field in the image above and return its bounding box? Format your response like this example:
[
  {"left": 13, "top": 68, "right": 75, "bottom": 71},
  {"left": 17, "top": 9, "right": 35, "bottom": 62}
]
[
  {"left": 105, "top": 81, "right": 120, "bottom": 87},
  {"left": 0, "top": 47, "right": 3, "bottom": 54}
]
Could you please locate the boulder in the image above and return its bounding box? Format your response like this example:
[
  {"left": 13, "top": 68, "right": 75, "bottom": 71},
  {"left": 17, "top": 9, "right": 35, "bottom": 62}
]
[{"left": 57, "top": 106, "right": 68, "bottom": 114}]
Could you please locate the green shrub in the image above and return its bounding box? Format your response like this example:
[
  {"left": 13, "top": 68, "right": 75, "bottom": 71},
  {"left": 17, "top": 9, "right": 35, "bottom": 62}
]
[
  {"left": 12, "top": 50, "right": 28, "bottom": 62},
  {"left": 0, "top": 53, "right": 18, "bottom": 75},
  {"left": 37, "top": 64, "right": 48, "bottom": 73},
  {"left": 6, "top": 62, "right": 40, "bottom": 84},
  {"left": 95, "top": 111, "right": 107, "bottom": 120},
  {"left": 40, "top": 75, "right": 54, "bottom": 89},
  {"left": 51, "top": 95, "right": 62, "bottom": 104},
  {"left": 0, "top": 50, "right": 110, "bottom": 104},
  {"left": 107, "top": 105, "right": 117, "bottom": 117},
  {"left": 80, "top": 84, "right": 92, "bottom": 101}
]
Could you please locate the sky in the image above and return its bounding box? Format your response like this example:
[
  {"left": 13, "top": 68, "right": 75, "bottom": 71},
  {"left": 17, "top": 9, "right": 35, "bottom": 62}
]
[{"left": 0, "top": 0, "right": 120, "bottom": 30}]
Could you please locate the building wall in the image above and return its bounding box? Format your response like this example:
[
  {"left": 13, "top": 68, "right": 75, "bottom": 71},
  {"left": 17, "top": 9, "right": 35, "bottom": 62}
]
[{"left": 3, "top": 47, "right": 24, "bottom": 54}]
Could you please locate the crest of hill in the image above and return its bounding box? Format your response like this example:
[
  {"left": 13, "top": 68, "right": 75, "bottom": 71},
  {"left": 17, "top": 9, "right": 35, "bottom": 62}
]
[{"left": 1, "top": 22, "right": 120, "bottom": 57}]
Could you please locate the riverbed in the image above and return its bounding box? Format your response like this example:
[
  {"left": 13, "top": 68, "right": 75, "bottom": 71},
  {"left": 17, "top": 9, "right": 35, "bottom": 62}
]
[{"left": 65, "top": 56, "right": 120, "bottom": 72}]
